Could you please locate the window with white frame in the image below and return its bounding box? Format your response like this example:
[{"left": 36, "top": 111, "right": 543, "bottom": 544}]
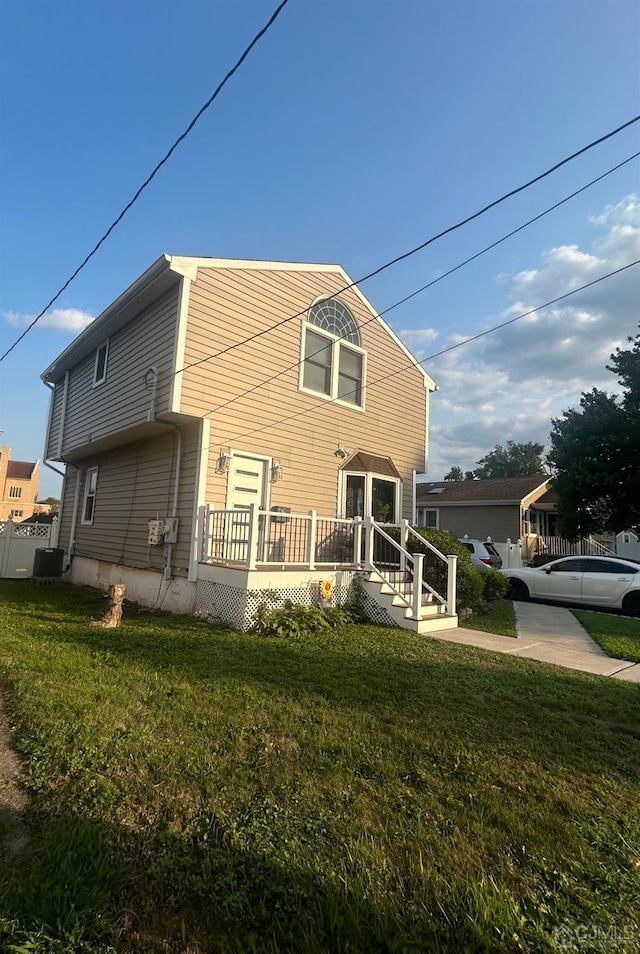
[
  {"left": 93, "top": 341, "right": 109, "bottom": 386},
  {"left": 10, "top": 510, "right": 23, "bottom": 518},
  {"left": 301, "top": 298, "right": 365, "bottom": 407},
  {"left": 418, "top": 508, "right": 438, "bottom": 529},
  {"left": 8, "top": 486, "right": 22, "bottom": 498},
  {"left": 342, "top": 472, "right": 401, "bottom": 523},
  {"left": 82, "top": 467, "right": 98, "bottom": 524}
]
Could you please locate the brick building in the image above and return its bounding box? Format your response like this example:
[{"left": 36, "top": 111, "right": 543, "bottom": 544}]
[{"left": 0, "top": 445, "right": 41, "bottom": 520}]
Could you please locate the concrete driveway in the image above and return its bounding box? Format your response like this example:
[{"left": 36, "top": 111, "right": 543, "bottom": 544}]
[{"left": 432, "top": 601, "right": 640, "bottom": 681}]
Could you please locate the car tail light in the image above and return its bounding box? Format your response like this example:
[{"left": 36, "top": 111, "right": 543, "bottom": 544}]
[{"left": 480, "top": 557, "right": 493, "bottom": 565}]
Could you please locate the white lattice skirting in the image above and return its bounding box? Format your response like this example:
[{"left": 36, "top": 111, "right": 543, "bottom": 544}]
[{"left": 194, "top": 574, "right": 361, "bottom": 631}]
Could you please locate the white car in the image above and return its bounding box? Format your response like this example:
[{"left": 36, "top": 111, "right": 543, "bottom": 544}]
[{"left": 502, "top": 556, "right": 640, "bottom": 615}]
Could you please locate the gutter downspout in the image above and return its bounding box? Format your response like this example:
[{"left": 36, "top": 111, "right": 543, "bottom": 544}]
[
  {"left": 152, "top": 373, "right": 182, "bottom": 581},
  {"left": 162, "top": 424, "right": 183, "bottom": 581},
  {"left": 42, "top": 380, "right": 67, "bottom": 482},
  {"left": 145, "top": 366, "right": 159, "bottom": 422},
  {"left": 57, "top": 371, "right": 69, "bottom": 458},
  {"left": 42, "top": 378, "right": 68, "bottom": 543}
]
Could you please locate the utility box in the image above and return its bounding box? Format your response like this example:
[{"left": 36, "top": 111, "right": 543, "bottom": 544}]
[
  {"left": 33, "top": 548, "right": 65, "bottom": 579},
  {"left": 271, "top": 506, "right": 291, "bottom": 525},
  {"left": 164, "top": 518, "right": 179, "bottom": 543},
  {"left": 148, "top": 520, "right": 165, "bottom": 545}
]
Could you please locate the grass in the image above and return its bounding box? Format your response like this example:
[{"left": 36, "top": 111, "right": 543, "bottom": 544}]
[
  {"left": 572, "top": 609, "right": 640, "bottom": 663},
  {"left": 464, "top": 599, "right": 517, "bottom": 638},
  {"left": 0, "top": 581, "right": 638, "bottom": 953}
]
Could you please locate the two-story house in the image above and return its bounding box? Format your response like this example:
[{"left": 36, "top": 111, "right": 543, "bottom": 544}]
[{"left": 42, "top": 255, "right": 457, "bottom": 632}]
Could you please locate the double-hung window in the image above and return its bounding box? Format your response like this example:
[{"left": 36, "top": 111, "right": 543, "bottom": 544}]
[
  {"left": 300, "top": 298, "right": 365, "bottom": 408},
  {"left": 82, "top": 467, "right": 98, "bottom": 524},
  {"left": 419, "top": 508, "right": 438, "bottom": 529}
]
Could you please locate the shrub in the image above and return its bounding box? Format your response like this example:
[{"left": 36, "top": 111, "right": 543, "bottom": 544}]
[
  {"left": 251, "top": 601, "right": 363, "bottom": 639},
  {"left": 481, "top": 567, "right": 509, "bottom": 602},
  {"left": 407, "top": 528, "right": 485, "bottom": 614}
]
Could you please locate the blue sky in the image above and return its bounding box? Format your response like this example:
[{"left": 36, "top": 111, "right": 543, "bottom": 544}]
[{"left": 1, "top": 0, "right": 639, "bottom": 498}]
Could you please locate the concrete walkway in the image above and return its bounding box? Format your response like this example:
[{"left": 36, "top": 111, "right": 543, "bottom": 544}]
[{"left": 430, "top": 601, "right": 640, "bottom": 682}]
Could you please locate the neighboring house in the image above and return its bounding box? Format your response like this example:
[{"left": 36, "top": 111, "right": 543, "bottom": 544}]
[
  {"left": 0, "top": 445, "right": 41, "bottom": 520},
  {"left": 416, "top": 477, "right": 556, "bottom": 541},
  {"left": 41, "top": 255, "right": 456, "bottom": 632},
  {"left": 19, "top": 511, "right": 58, "bottom": 525},
  {"left": 617, "top": 530, "right": 640, "bottom": 561}
]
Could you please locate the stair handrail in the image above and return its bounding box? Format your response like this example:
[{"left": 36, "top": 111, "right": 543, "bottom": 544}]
[
  {"left": 590, "top": 538, "right": 616, "bottom": 557},
  {"left": 367, "top": 518, "right": 447, "bottom": 607},
  {"left": 404, "top": 524, "right": 449, "bottom": 564}
]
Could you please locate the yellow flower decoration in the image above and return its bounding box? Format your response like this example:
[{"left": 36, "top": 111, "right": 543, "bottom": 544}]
[{"left": 320, "top": 579, "right": 334, "bottom": 601}]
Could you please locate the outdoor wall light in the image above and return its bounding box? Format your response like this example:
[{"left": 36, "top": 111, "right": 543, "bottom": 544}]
[
  {"left": 215, "top": 451, "right": 230, "bottom": 475},
  {"left": 270, "top": 460, "right": 284, "bottom": 483},
  {"left": 334, "top": 445, "right": 349, "bottom": 459}
]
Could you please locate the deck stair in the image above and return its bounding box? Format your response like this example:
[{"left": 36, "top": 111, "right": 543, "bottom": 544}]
[{"left": 360, "top": 520, "right": 459, "bottom": 634}]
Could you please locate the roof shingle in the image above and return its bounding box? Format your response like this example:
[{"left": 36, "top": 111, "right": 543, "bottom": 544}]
[{"left": 416, "top": 476, "right": 549, "bottom": 504}]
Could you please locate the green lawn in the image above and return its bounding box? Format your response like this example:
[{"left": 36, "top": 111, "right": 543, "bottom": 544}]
[
  {"left": 464, "top": 599, "right": 517, "bottom": 638},
  {"left": 0, "top": 581, "right": 639, "bottom": 953},
  {"left": 572, "top": 609, "right": 640, "bottom": 663}
]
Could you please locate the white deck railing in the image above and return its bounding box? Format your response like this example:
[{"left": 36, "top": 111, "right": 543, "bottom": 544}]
[
  {"left": 200, "top": 506, "right": 458, "bottom": 617},
  {"left": 201, "top": 505, "right": 358, "bottom": 569},
  {"left": 523, "top": 534, "right": 616, "bottom": 562}
]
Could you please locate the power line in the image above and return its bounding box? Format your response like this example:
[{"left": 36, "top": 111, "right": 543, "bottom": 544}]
[
  {"left": 197, "top": 151, "right": 639, "bottom": 419},
  {"left": 233, "top": 260, "right": 640, "bottom": 441},
  {"left": 173, "top": 114, "right": 640, "bottom": 378},
  {"left": 0, "top": 0, "right": 291, "bottom": 365}
]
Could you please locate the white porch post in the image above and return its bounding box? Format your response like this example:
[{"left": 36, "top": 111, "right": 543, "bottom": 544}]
[
  {"left": 353, "top": 516, "right": 363, "bottom": 567},
  {"left": 246, "top": 504, "right": 259, "bottom": 570},
  {"left": 196, "top": 505, "right": 208, "bottom": 564},
  {"left": 446, "top": 554, "right": 458, "bottom": 615},
  {"left": 413, "top": 553, "right": 424, "bottom": 619},
  {"left": 364, "top": 516, "right": 376, "bottom": 570},
  {"left": 308, "top": 510, "right": 317, "bottom": 570},
  {"left": 400, "top": 518, "right": 409, "bottom": 574}
]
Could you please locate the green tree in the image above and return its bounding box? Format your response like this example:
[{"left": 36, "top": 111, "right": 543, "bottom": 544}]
[
  {"left": 40, "top": 496, "right": 60, "bottom": 510},
  {"left": 464, "top": 471, "right": 476, "bottom": 480},
  {"left": 444, "top": 466, "right": 464, "bottom": 481},
  {"left": 548, "top": 330, "right": 640, "bottom": 537},
  {"left": 473, "top": 441, "right": 545, "bottom": 479}
]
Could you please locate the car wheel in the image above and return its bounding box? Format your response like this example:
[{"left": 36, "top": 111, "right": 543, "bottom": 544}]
[
  {"left": 622, "top": 591, "right": 640, "bottom": 617},
  {"left": 508, "top": 578, "right": 530, "bottom": 602}
]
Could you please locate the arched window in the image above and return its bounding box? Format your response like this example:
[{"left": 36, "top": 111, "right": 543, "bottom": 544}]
[
  {"left": 308, "top": 298, "right": 361, "bottom": 346},
  {"left": 301, "top": 298, "right": 365, "bottom": 407}
]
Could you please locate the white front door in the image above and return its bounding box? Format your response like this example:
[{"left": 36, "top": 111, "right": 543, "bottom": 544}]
[{"left": 225, "top": 454, "right": 269, "bottom": 561}]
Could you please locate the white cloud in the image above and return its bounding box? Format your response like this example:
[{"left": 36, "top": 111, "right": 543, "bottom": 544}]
[
  {"left": 3, "top": 307, "right": 95, "bottom": 333},
  {"left": 397, "top": 326, "right": 439, "bottom": 359},
  {"left": 424, "top": 195, "right": 640, "bottom": 479}
]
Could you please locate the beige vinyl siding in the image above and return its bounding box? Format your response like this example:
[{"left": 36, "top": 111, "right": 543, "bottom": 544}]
[
  {"left": 70, "top": 423, "right": 200, "bottom": 576},
  {"left": 45, "top": 382, "right": 65, "bottom": 460},
  {"left": 429, "top": 505, "right": 522, "bottom": 542},
  {"left": 183, "top": 268, "right": 427, "bottom": 521},
  {"left": 60, "top": 287, "right": 179, "bottom": 455}
]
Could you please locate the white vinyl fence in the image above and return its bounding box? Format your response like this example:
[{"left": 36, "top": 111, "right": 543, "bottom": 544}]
[
  {"left": 490, "top": 538, "right": 523, "bottom": 569},
  {"left": 0, "top": 518, "right": 59, "bottom": 579}
]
